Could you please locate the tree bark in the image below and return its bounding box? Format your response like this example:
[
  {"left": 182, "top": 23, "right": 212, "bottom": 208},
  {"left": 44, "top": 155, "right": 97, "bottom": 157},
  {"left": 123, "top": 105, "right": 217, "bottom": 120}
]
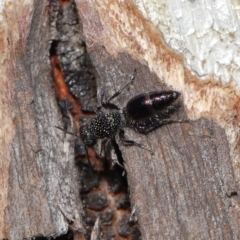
[
  {"left": 79, "top": 0, "right": 240, "bottom": 239},
  {"left": 0, "top": 1, "right": 84, "bottom": 239},
  {"left": 0, "top": 0, "right": 239, "bottom": 239},
  {"left": 88, "top": 48, "right": 240, "bottom": 240}
]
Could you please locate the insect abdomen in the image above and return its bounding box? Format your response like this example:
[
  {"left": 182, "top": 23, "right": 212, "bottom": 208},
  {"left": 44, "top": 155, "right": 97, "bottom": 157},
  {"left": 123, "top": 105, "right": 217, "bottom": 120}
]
[{"left": 125, "top": 91, "right": 180, "bottom": 120}]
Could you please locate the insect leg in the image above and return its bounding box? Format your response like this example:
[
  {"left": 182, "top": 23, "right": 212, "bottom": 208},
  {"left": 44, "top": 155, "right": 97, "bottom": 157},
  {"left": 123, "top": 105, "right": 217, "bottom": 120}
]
[
  {"left": 96, "top": 90, "right": 120, "bottom": 111},
  {"left": 110, "top": 137, "right": 124, "bottom": 168},
  {"left": 84, "top": 146, "right": 94, "bottom": 174},
  {"left": 135, "top": 119, "right": 188, "bottom": 134},
  {"left": 101, "top": 69, "right": 137, "bottom": 110},
  {"left": 119, "top": 129, "right": 153, "bottom": 154},
  {"left": 99, "top": 139, "right": 108, "bottom": 156}
]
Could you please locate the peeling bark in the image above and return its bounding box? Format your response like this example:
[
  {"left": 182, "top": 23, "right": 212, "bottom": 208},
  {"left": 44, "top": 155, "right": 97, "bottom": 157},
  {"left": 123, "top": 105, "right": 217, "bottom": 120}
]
[
  {"left": 88, "top": 49, "right": 240, "bottom": 239},
  {"left": 78, "top": 1, "right": 240, "bottom": 239},
  {"left": 1, "top": 1, "right": 85, "bottom": 239},
  {"left": 1, "top": 0, "right": 240, "bottom": 239}
]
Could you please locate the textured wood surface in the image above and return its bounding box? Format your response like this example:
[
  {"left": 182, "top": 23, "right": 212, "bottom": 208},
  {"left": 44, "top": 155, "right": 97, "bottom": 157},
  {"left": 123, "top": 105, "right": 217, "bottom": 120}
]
[
  {"left": 0, "top": 1, "right": 84, "bottom": 239},
  {"left": 0, "top": 0, "right": 239, "bottom": 239},
  {"left": 88, "top": 48, "right": 240, "bottom": 239},
  {"left": 79, "top": 0, "right": 240, "bottom": 239}
]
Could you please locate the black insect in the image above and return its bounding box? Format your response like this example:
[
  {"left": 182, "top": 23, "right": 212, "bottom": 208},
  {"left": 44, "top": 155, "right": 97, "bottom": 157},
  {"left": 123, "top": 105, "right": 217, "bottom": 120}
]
[
  {"left": 80, "top": 70, "right": 186, "bottom": 161},
  {"left": 123, "top": 90, "right": 181, "bottom": 134}
]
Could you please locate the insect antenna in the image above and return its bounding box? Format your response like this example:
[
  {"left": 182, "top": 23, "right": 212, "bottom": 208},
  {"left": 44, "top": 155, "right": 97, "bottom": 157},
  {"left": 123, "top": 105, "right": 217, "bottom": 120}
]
[
  {"left": 99, "top": 69, "right": 137, "bottom": 111},
  {"left": 105, "top": 68, "right": 137, "bottom": 103},
  {"left": 55, "top": 126, "right": 78, "bottom": 137},
  {"left": 55, "top": 126, "right": 94, "bottom": 173}
]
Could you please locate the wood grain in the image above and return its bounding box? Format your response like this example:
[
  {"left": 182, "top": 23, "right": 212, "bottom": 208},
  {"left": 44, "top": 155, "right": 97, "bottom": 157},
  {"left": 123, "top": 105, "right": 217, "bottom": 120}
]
[
  {"left": 1, "top": 1, "right": 85, "bottom": 239},
  {"left": 0, "top": 0, "right": 239, "bottom": 239},
  {"left": 88, "top": 49, "right": 240, "bottom": 239}
]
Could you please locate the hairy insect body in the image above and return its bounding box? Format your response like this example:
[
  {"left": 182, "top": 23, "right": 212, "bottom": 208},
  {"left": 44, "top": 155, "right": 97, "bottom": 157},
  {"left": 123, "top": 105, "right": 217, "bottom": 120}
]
[
  {"left": 80, "top": 111, "right": 122, "bottom": 147},
  {"left": 80, "top": 90, "right": 182, "bottom": 148},
  {"left": 78, "top": 70, "right": 186, "bottom": 158}
]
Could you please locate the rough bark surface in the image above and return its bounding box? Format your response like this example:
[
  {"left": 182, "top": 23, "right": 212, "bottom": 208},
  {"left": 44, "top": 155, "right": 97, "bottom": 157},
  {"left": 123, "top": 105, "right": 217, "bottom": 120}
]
[
  {"left": 78, "top": 0, "right": 240, "bottom": 239},
  {"left": 88, "top": 49, "right": 240, "bottom": 239},
  {"left": 0, "top": 0, "right": 240, "bottom": 239},
  {"left": 1, "top": 1, "right": 85, "bottom": 239}
]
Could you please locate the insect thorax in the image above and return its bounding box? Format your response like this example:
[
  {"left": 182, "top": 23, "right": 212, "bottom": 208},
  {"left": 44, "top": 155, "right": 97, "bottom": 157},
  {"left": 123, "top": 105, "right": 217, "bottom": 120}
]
[
  {"left": 122, "top": 107, "right": 138, "bottom": 130},
  {"left": 80, "top": 111, "right": 123, "bottom": 147}
]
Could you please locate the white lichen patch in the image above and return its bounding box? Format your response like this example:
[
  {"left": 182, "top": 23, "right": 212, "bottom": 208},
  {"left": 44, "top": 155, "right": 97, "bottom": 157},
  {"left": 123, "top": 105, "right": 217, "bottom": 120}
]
[{"left": 134, "top": 0, "right": 240, "bottom": 88}]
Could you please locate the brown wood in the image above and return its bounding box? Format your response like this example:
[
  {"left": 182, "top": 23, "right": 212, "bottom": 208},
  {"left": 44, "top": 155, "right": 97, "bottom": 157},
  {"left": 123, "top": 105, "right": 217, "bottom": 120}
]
[
  {"left": 1, "top": 0, "right": 239, "bottom": 239},
  {"left": 88, "top": 49, "right": 240, "bottom": 239},
  {"left": 78, "top": 0, "right": 240, "bottom": 239},
  {"left": 0, "top": 1, "right": 85, "bottom": 239}
]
